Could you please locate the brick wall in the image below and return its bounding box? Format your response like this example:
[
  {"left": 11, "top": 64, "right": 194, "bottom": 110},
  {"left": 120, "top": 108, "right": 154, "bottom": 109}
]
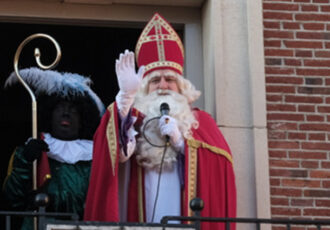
[{"left": 263, "top": 0, "right": 330, "bottom": 221}]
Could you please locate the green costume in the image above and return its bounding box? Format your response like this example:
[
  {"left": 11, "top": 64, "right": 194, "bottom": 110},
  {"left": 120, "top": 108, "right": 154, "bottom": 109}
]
[{"left": 3, "top": 142, "right": 91, "bottom": 230}]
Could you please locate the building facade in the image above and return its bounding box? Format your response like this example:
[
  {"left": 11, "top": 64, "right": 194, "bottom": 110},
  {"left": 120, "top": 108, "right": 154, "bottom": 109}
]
[{"left": 0, "top": 0, "right": 329, "bottom": 229}]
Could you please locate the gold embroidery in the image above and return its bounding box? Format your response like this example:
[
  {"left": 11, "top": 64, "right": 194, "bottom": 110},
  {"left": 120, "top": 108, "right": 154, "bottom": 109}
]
[
  {"left": 185, "top": 138, "right": 233, "bottom": 217},
  {"left": 187, "top": 139, "right": 200, "bottom": 149},
  {"left": 155, "top": 20, "right": 165, "bottom": 62},
  {"left": 144, "top": 61, "right": 183, "bottom": 74},
  {"left": 187, "top": 138, "right": 233, "bottom": 164},
  {"left": 106, "top": 103, "right": 118, "bottom": 176},
  {"left": 2, "top": 152, "right": 15, "bottom": 190},
  {"left": 7, "top": 151, "right": 15, "bottom": 175},
  {"left": 138, "top": 165, "right": 144, "bottom": 222},
  {"left": 187, "top": 144, "right": 197, "bottom": 218},
  {"left": 138, "top": 34, "right": 180, "bottom": 45}
]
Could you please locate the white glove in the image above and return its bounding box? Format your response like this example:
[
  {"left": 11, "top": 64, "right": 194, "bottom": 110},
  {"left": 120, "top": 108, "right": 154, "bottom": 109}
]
[
  {"left": 115, "top": 49, "right": 145, "bottom": 117},
  {"left": 159, "top": 115, "right": 184, "bottom": 152}
]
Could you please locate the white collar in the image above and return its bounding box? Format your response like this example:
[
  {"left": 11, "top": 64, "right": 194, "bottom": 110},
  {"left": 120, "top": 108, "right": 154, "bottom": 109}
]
[{"left": 43, "top": 133, "right": 93, "bottom": 164}]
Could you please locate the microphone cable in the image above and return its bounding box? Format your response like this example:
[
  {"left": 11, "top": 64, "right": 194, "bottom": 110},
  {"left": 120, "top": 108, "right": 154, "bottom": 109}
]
[
  {"left": 142, "top": 116, "right": 168, "bottom": 148},
  {"left": 151, "top": 141, "right": 168, "bottom": 222},
  {"left": 141, "top": 115, "right": 170, "bottom": 222}
]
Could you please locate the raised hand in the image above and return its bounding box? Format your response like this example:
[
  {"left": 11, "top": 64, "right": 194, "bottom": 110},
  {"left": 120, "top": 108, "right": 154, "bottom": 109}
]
[{"left": 115, "top": 50, "right": 145, "bottom": 117}]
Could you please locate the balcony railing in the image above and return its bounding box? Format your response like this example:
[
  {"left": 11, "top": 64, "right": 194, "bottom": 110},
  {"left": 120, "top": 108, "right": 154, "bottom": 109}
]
[{"left": 1, "top": 195, "right": 329, "bottom": 230}]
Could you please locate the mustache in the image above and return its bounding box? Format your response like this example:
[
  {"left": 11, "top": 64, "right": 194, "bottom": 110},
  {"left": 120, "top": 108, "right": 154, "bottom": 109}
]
[
  {"left": 134, "top": 89, "right": 189, "bottom": 118},
  {"left": 156, "top": 89, "right": 173, "bottom": 96}
]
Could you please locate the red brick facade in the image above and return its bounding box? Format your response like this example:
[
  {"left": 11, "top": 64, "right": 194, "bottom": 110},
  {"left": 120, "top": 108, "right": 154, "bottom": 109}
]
[{"left": 263, "top": 0, "right": 330, "bottom": 220}]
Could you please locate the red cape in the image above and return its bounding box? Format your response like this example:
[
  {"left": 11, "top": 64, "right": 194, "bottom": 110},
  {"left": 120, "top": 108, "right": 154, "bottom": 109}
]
[
  {"left": 84, "top": 102, "right": 236, "bottom": 230},
  {"left": 37, "top": 133, "right": 51, "bottom": 188}
]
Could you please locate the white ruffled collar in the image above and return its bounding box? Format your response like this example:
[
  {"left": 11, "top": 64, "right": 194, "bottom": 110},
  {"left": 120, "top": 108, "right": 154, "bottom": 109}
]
[{"left": 43, "top": 133, "right": 93, "bottom": 164}]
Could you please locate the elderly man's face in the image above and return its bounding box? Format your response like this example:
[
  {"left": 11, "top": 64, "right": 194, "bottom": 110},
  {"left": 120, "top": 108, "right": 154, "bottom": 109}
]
[{"left": 147, "top": 70, "right": 179, "bottom": 94}]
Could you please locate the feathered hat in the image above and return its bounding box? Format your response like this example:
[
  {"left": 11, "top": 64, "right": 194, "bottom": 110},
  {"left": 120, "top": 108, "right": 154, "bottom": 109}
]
[
  {"left": 135, "top": 13, "right": 184, "bottom": 77},
  {"left": 5, "top": 67, "right": 105, "bottom": 117}
]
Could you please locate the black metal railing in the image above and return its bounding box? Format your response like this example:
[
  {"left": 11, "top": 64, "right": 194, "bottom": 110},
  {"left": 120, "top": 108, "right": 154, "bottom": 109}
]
[
  {"left": 1, "top": 196, "right": 330, "bottom": 230},
  {"left": 161, "top": 215, "right": 330, "bottom": 230},
  {"left": 2, "top": 212, "right": 330, "bottom": 230},
  {"left": 0, "top": 210, "right": 78, "bottom": 230},
  {"left": 160, "top": 198, "right": 330, "bottom": 230},
  {"left": 0, "top": 193, "right": 78, "bottom": 230}
]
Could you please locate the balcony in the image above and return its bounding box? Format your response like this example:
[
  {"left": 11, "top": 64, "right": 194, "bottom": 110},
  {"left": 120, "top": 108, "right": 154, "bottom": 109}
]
[{"left": 1, "top": 195, "right": 329, "bottom": 230}]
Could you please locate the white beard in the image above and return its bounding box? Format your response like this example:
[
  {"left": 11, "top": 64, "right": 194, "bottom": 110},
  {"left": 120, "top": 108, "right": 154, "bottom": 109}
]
[{"left": 133, "top": 90, "right": 199, "bottom": 170}]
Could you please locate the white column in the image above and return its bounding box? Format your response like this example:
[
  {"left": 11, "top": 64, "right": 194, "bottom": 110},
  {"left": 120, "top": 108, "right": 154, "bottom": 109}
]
[
  {"left": 184, "top": 23, "right": 204, "bottom": 109},
  {"left": 202, "top": 0, "right": 271, "bottom": 229}
]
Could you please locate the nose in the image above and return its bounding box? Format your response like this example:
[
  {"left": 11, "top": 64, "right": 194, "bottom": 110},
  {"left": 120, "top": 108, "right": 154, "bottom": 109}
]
[
  {"left": 158, "top": 77, "right": 168, "bottom": 89},
  {"left": 61, "top": 105, "right": 71, "bottom": 116}
]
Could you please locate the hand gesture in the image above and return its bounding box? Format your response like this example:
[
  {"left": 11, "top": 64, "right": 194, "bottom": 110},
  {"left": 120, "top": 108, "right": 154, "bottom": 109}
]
[
  {"left": 115, "top": 50, "right": 145, "bottom": 117},
  {"left": 115, "top": 49, "right": 145, "bottom": 95}
]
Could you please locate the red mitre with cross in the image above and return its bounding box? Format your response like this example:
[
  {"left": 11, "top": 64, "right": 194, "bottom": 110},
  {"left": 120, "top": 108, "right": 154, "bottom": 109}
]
[{"left": 135, "top": 13, "right": 184, "bottom": 77}]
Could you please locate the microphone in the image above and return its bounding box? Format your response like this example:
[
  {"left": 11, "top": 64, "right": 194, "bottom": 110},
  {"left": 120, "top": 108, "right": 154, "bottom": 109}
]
[
  {"left": 160, "top": 102, "right": 170, "bottom": 116},
  {"left": 160, "top": 103, "right": 170, "bottom": 142}
]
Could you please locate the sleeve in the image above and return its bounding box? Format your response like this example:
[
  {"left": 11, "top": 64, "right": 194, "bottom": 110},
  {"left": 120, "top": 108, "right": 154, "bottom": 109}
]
[
  {"left": 84, "top": 102, "right": 145, "bottom": 221},
  {"left": 84, "top": 102, "right": 122, "bottom": 221},
  {"left": 118, "top": 109, "right": 138, "bottom": 162},
  {"left": 2, "top": 147, "right": 35, "bottom": 210}
]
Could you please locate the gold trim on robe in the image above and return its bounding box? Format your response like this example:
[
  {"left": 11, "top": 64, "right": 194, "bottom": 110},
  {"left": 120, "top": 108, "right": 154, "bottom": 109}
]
[
  {"left": 187, "top": 138, "right": 233, "bottom": 164},
  {"left": 187, "top": 143, "right": 198, "bottom": 218},
  {"left": 138, "top": 165, "right": 144, "bottom": 222},
  {"left": 185, "top": 138, "right": 233, "bottom": 217},
  {"left": 106, "top": 103, "right": 118, "bottom": 176}
]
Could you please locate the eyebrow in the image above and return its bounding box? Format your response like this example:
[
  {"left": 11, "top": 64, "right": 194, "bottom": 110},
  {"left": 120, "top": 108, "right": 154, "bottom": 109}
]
[
  {"left": 165, "top": 75, "right": 176, "bottom": 79},
  {"left": 149, "top": 77, "right": 160, "bottom": 82}
]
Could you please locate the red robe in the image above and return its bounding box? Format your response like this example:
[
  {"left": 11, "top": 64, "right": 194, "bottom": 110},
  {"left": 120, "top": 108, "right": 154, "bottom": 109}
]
[{"left": 84, "top": 102, "right": 236, "bottom": 230}]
